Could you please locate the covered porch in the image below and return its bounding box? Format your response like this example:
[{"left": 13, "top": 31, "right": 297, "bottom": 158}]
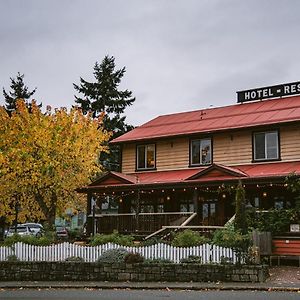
[{"left": 77, "top": 162, "right": 300, "bottom": 237}]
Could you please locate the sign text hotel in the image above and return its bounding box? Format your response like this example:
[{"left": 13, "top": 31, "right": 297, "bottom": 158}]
[{"left": 237, "top": 81, "right": 300, "bottom": 103}]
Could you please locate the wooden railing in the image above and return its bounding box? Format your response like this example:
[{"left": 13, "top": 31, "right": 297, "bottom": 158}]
[{"left": 94, "top": 212, "right": 194, "bottom": 234}]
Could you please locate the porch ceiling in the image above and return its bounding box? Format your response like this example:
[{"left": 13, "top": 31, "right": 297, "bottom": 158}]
[{"left": 77, "top": 161, "right": 300, "bottom": 193}]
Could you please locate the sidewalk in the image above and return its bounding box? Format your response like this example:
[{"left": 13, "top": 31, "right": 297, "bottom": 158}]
[{"left": 0, "top": 267, "right": 299, "bottom": 292}]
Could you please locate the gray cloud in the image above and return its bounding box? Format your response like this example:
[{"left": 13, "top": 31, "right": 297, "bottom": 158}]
[{"left": 1, "top": 0, "right": 300, "bottom": 126}]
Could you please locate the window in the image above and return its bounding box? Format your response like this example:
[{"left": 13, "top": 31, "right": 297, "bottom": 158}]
[
  {"left": 253, "top": 131, "right": 279, "bottom": 161},
  {"left": 136, "top": 144, "right": 155, "bottom": 170},
  {"left": 190, "top": 138, "right": 212, "bottom": 166}
]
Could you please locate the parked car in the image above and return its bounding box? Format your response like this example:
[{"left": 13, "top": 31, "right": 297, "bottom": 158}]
[
  {"left": 55, "top": 226, "right": 69, "bottom": 239},
  {"left": 22, "top": 223, "right": 44, "bottom": 237},
  {"left": 6, "top": 225, "right": 35, "bottom": 238}
]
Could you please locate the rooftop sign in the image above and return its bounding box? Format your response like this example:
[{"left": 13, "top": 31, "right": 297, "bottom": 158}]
[{"left": 237, "top": 81, "right": 300, "bottom": 103}]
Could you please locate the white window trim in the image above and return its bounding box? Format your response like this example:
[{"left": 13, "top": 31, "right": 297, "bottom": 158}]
[
  {"left": 136, "top": 144, "right": 156, "bottom": 170},
  {"left": 190, "top": 138, "right": 212, "bottom": 166},
  {"left": 253, "top": 130, "right": 279, "bottom": 161}
]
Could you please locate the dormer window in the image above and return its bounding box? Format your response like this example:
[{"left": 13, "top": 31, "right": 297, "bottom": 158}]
[
  {"left": 253, "top": 130, "right": 279, "bottom": 161},
  {"left": 190, "top": 138, "right": 212, "bottom": 166},
  {"left": 136, "top": 144, "right": 156, "bottom": 170}
]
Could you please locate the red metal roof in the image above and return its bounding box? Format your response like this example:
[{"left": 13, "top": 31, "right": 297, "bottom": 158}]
[
  {"left": 112, "top": 96, "right": 300, "bottom": 143},
  {"left": 134, "top": 161, "right": 300, "bottom": 184},
  {"left": 82, "top": 161, "right": 300, "bottom": 191}
]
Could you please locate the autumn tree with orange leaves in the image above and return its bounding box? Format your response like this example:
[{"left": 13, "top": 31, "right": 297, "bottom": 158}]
[{"left": 0, "top": 100, "right": 110, "bottom": 226}]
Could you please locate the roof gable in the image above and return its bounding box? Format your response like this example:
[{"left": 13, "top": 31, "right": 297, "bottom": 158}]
[
  {"left": 186, "top": 164, "right": 248, "bottom": 180},
  {"left": 89, "top": 171, "right": 136, "bottom": 186}
]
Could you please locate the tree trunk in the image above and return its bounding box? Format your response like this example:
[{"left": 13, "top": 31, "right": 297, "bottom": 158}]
[{"left": 34, "top": 192, "right": 57, "bottom": 228}]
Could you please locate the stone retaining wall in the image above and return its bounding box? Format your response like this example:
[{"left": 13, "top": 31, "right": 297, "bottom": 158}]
[{"left": 0, "top": 262, "right": 269, "bottom": 282}]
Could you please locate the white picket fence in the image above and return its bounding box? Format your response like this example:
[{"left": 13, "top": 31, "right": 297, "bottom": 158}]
[{"left": 0, "top": 242, "right": 238, "bottom": 264}]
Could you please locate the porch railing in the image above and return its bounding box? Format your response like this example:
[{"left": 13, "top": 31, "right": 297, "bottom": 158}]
[{"left": 93, "top": 212, "right": 194, "bottom": 234}]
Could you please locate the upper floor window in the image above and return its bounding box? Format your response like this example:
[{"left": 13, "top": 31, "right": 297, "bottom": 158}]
[
  {"left": 136, "top": 144, "right": 156, "bottom": 170},
  {"left": 190, "top": 138, "right": 212, "bottom": 166},
  {"left": 253, "top": 130, "right": 279, "bottom": 161}
]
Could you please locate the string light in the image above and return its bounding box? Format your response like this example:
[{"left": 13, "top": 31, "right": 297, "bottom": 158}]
[{"left": 96, "top": 182, "right": 289, "bottom": 198}]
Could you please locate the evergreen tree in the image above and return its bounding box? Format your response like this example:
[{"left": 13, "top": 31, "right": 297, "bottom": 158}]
[
  {"left": 3, "top": 72, "right": 38, "bottom": 114},
  {"left": 74, "top": 55, "right": 135, "bottom": 171},
  {"left": 234, "top": 180, "right": 247, "bottom": 234}
]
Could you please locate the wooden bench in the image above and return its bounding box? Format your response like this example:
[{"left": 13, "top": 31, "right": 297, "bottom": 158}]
[{"left": 270, "top": 239, "right": 300, "bottom": 266}]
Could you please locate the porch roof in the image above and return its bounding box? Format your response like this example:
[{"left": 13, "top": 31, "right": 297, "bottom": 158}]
[{"left": 78, "top": 161, "right": 300, "bottom": 192}]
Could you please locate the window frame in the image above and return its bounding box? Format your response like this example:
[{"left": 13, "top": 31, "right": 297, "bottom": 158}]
[
  {"left": 189, "top": 137, "right": 213, "bottom": 167},
  {"left": 136, "top": 143, "right": 156, "bottom": 171},
  {"left": 252, "top": 129, "right": 280, "bottom": 162}
]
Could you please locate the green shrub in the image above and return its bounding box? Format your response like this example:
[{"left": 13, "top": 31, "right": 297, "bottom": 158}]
[
  {"left": 97, "top": 248, "right": 129, "bottom": 263},
  {"left": 65, "top": 256, "right": 85, "bottom": 262},
  {"left": 212, "top": 224, "right": 251, "bottom": 262},
  {"left": 141, "top": 237, "right": 166, "bottom": 246},
  {"left": 90, "top": 231, "right": 134, "bottom": 246},
  {"left": 44, "top": 230, "right": 55, "bottom": 240},
  {"left": 171, "top": 230, "right": 209, "bottom": 247},
  {"left": 68, "top": 228, "right": 84, "bottom": 241},
  {"left": 6, "top": 254, "right": 19, "bottom": 262},
  {"left": 2, "top": 234, "right": 52, "bottom": 246},
  {"left": 248, "top": 209, "right": 298, "bottom": 235},
  {"left": 212, "top": 225, "right": 251, "bottom": 250},
  {"left": 144, "top": 258, "right": 173, "bottom": 264},
  {"left": 180, "top": 255, "right": 202, "bottom": 264},
  {"left": 220, "top": 256, "right": 234, "bottom": 264},
  {"left": 124, "top": 252, "right": 144, "bottom": 264}
]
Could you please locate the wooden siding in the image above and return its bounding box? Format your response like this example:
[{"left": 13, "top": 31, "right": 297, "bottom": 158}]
[
  {"left": 121, "top": 124, "right": 300, "bottom": 173},
  {"left": 156, "top": 138, "right": 189, "bottom": 171},
  {"left": 280, "top": 124, "right": 300, "bottom": 162},
  {"left": 122, "top": 144, "right": 136, "bottom": 173},
  {"left": 213, "top": 131, "right": 252, "bottom": 165}
]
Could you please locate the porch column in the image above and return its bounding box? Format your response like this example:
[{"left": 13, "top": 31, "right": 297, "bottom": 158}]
[
  {"left": 86, "top": 193, "right": 93, "bottom": 235},
  {"left": 135, "top": 189, "right": 140, "bottom": 232},
  {"left": 193, "top": 189, "right": 199, "bottom": 213}
]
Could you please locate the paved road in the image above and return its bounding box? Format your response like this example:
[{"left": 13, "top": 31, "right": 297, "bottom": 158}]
[{"left": 0, "top": 289, "right": 299, "bottom": 300}]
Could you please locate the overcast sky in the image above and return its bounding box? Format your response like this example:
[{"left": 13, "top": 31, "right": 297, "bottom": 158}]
[{"left": 1, "top": 0, "right": 299, "bottom": 126}]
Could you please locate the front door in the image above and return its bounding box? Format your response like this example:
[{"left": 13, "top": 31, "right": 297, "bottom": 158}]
[{"left": 201, "top": 201, "right": 217, "bottom": 225}]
